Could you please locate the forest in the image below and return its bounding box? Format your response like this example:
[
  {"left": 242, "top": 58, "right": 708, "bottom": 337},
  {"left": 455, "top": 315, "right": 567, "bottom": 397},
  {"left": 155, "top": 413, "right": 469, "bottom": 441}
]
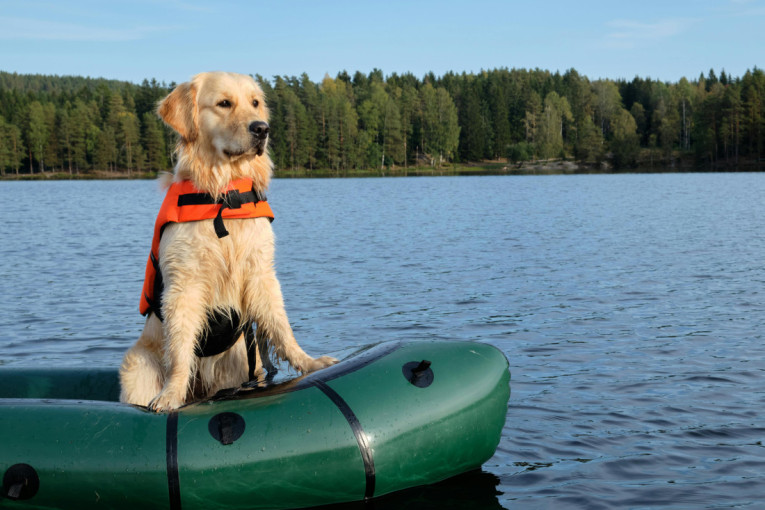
[{"left": 0, "top": 66, "right": 763, "bottom": 176}]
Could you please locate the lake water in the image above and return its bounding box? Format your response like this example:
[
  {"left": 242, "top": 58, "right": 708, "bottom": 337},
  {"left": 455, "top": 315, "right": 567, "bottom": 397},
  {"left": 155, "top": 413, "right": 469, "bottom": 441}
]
[{"left": 1, "top": 174, "right": 764, "bottom": 509}]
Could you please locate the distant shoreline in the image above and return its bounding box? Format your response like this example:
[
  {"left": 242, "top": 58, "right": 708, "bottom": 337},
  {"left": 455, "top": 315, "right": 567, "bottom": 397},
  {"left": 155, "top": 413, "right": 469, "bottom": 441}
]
[
  {"left": 2, "top": 158, "right": 762, "bottom": 181},
  {"left": 4, "top": 68, "right": 764, "bottom": 180}
]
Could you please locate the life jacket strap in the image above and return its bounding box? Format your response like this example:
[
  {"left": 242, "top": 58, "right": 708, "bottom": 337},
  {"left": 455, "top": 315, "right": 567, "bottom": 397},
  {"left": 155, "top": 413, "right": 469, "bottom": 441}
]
[
  {"left": 245, "top": 324, "right": 257, "bottom": 380},
  {"left": 176, "top": 188, "right": 268, "bottom": 239},
  {"left": 145, "top": 252, "right": 165, "bottom": 321}
]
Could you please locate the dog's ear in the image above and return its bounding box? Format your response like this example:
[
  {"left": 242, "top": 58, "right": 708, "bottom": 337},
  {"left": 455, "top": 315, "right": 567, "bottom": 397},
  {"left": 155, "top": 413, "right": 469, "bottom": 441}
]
[{"left": 157, "top": 81, "right": 198, "bottom": 141}]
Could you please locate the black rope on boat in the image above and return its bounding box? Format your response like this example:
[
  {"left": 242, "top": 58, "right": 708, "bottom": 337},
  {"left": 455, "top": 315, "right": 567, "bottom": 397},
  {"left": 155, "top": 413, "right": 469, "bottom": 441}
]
[
  {"left": 166, "top": 412, "right": 181, "bottom": 510},
  {"left": 312, "top": 380, "right": 376, "bottom": 500}
]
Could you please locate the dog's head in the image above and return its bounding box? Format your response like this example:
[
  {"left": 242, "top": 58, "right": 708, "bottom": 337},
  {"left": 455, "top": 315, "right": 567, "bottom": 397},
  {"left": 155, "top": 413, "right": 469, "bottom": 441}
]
[{"left": 158, "top": 72, "right": 272, "bottom": 193}]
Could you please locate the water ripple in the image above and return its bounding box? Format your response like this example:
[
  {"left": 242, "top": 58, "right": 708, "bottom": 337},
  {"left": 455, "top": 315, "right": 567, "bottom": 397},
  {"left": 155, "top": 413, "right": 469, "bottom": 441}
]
[{"left": 3, "top": 175, "right": 765, "bottom": 508}]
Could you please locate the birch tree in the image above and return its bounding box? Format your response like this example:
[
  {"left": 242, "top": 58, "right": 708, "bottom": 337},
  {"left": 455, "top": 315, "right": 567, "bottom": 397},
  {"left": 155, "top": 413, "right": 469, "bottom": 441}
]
[{"left": 26, "top": 101, "right": 48, "bottom": 173}]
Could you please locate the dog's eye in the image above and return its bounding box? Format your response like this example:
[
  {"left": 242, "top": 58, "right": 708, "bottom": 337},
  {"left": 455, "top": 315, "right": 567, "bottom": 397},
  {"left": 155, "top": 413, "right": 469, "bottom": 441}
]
[
  {"left": 217, "top": 99, "right": 232, "bottom": 108},
  {"left": 252, "top": 99, "right": 260, "bottom": 108}
]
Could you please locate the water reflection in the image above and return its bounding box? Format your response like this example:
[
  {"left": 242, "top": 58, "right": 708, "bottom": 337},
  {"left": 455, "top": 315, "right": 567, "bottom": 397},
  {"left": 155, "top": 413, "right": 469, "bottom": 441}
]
[{"left": 310, "top": 470, "right": 503, "bottom": 510}]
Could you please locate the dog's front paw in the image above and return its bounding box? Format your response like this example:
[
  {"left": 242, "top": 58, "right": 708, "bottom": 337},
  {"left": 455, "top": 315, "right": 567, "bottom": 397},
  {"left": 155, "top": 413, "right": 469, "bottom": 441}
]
[
  {"left": 148, "top": 392, "right": 184, "bottom": 412},
  {"left": 302, "top": 355, "right": 339, "bottom": 373}
]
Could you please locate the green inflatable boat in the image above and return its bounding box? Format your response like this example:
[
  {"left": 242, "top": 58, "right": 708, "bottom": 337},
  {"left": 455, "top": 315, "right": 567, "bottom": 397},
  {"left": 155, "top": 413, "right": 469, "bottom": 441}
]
[{"left": 0, "top": 340, "right": 509, "bottom": 510}]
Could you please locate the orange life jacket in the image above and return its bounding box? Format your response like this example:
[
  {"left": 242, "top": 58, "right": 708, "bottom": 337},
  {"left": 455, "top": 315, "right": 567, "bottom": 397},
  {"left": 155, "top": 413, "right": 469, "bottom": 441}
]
[{"left": 139, "top": 178, "right": 274, "bottom": 319}]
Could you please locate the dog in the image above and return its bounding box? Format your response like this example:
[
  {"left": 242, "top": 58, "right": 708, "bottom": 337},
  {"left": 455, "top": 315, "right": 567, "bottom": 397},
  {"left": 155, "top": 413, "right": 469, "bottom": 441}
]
[{"left": 119, "top": 71, "right": 336, "bottom": 412}]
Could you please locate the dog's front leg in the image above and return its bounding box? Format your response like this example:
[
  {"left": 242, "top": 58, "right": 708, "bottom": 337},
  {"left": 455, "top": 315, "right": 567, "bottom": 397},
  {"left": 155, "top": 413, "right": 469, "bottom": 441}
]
[
  {"left": 246, "top": 269, "right": 337, "bottom": 374},
  {"left": 148, "top": 284, "right": 207, "bottom": 412}
]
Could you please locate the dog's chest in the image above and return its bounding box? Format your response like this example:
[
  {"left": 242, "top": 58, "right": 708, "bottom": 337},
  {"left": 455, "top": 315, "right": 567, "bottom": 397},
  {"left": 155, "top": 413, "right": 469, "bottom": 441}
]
[{"left": 161, "top": 217, "right": 274, "bottom": 277}]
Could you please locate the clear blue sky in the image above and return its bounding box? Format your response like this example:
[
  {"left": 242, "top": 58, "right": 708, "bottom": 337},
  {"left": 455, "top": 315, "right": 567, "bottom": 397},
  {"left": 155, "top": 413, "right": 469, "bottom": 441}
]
[{"left": 1, "top": 0, "right": 761, "bottom": 85}]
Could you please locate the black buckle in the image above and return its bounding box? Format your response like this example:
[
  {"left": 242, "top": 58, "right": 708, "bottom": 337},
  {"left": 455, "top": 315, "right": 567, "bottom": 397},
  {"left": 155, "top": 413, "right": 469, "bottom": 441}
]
[{"left": 223, "top": 189, "right": 243, "bottom": 209}]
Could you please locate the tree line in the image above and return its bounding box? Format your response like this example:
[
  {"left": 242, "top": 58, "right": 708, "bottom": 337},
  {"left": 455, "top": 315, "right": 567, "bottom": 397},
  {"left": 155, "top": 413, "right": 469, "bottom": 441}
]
[{"left": 0, "top": 66, "right": 763, "bottom": 176}]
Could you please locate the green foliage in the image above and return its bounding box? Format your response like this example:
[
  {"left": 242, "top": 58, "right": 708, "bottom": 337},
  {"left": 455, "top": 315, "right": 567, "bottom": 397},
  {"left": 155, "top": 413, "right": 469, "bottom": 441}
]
[
  {"left": 574, "top": 115, "right": 604, "bottom": 163},
  {"left": 26, "top": 101, "right": 49, "bottom": 172},
  {"left": 0, "top": 71, "right": 173, "bottom": 174},
  {"left": 420, "top": 83, "right": 460, "bottom": 165},
  {"left": 507, "top": 141, "right": 534, "bottom": 163},
  {"left": 457, "top": 77, "right": 491, "bottom": 162},
  {"left": 610, "top": 109, "right": 640, "bottom": 167},
  {"left": 141, "top": 112, "right": 168, "bottom": 171},
  {"left": 1, "top": 67, "right": 764, "bottom": 175},
  {"left": 536, "top": 92, "right": 573, "bottom": 159},
  {"left": 593, "top": 80, "right": 622, "bottom": 139}
]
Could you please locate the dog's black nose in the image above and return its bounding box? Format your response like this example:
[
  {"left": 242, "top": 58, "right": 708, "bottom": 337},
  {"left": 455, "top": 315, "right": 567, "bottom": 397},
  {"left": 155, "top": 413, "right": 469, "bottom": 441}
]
[{"left": 249, "top": 121, "right": 269, "bottom": 139}]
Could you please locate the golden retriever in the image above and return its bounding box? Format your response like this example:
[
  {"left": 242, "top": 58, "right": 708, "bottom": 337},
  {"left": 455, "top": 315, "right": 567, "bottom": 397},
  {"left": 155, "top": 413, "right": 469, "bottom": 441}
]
[{"left": 119, "top": 71, "right": 336, "bottom": 412}]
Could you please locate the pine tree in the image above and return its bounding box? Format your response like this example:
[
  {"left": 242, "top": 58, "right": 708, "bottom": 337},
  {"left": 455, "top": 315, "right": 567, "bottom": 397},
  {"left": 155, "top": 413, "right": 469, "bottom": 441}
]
[
  {"left": 356, "top": 81, "right": 388, "bottom": 168},
  {"left": 70, "top": 99, "right": 94, "bottom": 172},
  {"left": 120, "top": 112, "right": 140, "bottom": 174},
  {"left": 693, "top": 83, "right": 725, "bottom": 166},
  {"left": 523, "top": 90, "right": 542, "bottom": 149},
  {"left": 382, "top": 90, "right": 404, "bottom": 168},
  {"left": 94, "top": 126, "right": 118, "bottom": 171},
  {"left": 0, "top": 115, "right": 10, "bottom": 175},
  {"left": 741, "top": 69, "right": 764, "bottom": 159},
  {"left": 0, "top": 117, "right": 24, "bottom": 174},
  {"left": 458, "top": 78, "right": 487, "bottom": 162},
  {"left": 42, "top": 102, "right": 58, "bottom": 171},
  {"left": 275, "top": 77, "right": 311, "bottom": 170},
  {"left": 574, "top": 115, "right": 603, "bottom": 163},
  {"left": 141, "top": 112, "right": 168, "bottom": 171},
  {"left": 721, "top": 85, "right": 743, "bottom": 163},
  {"left": 488, "top": 73, "right": 511, "bottom": 159},
  {"left": 9, "top": 122, "right": 24, "bottom": 174},
  {"left": 58, "top": 102, "right": 75, "bottom": 174},
  {"left": 675, "top": 78, "right": 695, "bottom": 150},
  {"left": 295, "top": 74, "right": 321, "bottom": 171}
]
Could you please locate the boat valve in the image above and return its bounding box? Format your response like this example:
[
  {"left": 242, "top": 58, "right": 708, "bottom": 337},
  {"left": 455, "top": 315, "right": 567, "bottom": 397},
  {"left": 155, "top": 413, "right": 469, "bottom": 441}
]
[
  {"left": 402, "top": 359, "right": 434, "bottom": 388},
  {"left": 2, "top": 463, "right": 39, "bottom": 501}
]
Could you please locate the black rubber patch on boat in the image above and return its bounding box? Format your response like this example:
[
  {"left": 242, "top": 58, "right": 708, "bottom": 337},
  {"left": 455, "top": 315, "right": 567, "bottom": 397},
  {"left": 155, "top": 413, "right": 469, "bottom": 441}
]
[
  {"left": 402, "top": 360, "right": 434, "bottom": 388},
  {"left": 313, "top": 380, "right": 376, "bottom": 500},
  {"left": 208, "top": 412, "right": 246, "bottom": 445},
  {"left": 2, "top": 463, "right": 39, "bottom": 500},
  {"left": 166, "top": 412, "right": 181, "bottom": 510}
]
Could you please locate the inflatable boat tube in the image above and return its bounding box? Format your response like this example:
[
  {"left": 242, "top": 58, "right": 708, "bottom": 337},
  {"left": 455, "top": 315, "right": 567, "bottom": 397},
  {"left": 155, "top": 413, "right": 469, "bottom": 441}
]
[{"left": 0, "top": 340, "right": 510, "bottom": 509}]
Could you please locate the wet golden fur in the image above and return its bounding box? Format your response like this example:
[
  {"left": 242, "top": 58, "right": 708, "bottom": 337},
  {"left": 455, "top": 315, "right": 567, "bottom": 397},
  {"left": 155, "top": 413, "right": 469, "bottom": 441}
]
[{"left": 119, "top": 72, "right": 336, "bottom": 411}]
